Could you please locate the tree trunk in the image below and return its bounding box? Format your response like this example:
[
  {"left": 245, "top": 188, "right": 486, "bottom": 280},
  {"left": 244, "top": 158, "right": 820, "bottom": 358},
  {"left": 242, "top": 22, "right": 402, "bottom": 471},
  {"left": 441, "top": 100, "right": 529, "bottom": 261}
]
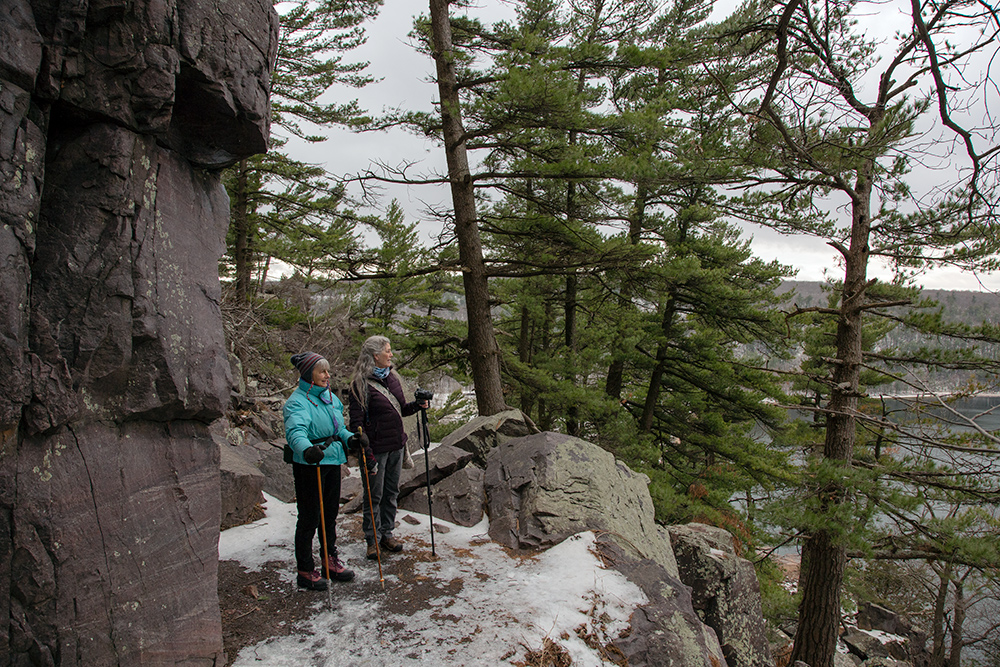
[
  {"left": 564, "top": 127, "right": 580, "bottom": 435},
  {"left": 947, "top": 576, "right": 965, "bottom": 667},
  {"left": 605, "top": 183, "right": 647, "bottom": 400},
  {"left": 792, "top": 531, "right": 848, "bottom": 667},
  {"left": 538, "top": 301, "right": 553, "bottom": 430},
  {"left": 429, "top": 0, "right": 506, "bottom": 416},
  {"left": 233, "top": 158, "right": 252, "bottom": 303},
  {"left": 640, "top": 294, "right": 676, "bottom": 432},
  {"left": 640, "top": 210, "right": 684, "bottom": 433},
  {"left": 519, "top": 304, "right": 534, "bottom": 416},
  {"left": 790, "top": 162, "right": 874, "bottom": 667},
  {"left": 565, "top": 270, "right": 579, "bottom": 436},
  {"left": 929, "top": 562, "right": 952, "bottom": 667}
]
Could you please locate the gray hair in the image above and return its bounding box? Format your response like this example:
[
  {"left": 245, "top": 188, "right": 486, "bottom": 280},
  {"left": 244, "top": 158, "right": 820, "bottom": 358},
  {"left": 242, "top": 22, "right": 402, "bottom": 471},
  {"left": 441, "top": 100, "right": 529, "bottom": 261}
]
[{"left": 350, "top": 335, "right": 391, "bottom": 409}]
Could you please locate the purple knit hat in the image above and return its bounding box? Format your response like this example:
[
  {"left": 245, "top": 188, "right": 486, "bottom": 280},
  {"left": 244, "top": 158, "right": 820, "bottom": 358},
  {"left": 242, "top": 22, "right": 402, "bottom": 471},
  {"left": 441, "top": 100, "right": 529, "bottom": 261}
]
[{"left": 290, "top": 351, "right": 325, "bottom": 382}]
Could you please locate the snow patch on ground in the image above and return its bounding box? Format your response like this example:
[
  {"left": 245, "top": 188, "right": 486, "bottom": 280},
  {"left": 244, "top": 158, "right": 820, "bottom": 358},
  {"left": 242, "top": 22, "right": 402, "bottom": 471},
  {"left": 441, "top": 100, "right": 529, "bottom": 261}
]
[{"left": 219, "top": 493, "right": 648, "bottom": 666}]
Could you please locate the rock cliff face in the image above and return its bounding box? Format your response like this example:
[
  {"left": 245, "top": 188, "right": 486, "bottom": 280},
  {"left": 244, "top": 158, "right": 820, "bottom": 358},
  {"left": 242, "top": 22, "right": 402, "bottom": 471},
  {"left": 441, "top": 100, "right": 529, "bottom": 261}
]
[{"left": 0, "top": 1, "right": 277, "bottom": 663}]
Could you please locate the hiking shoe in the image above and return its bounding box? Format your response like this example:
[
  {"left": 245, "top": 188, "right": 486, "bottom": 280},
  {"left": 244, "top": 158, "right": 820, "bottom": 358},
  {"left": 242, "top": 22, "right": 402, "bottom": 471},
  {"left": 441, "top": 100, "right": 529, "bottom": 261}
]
[
  {"left": 380, "top": 536, "right": 404, "bottom": 553},
  {"left": 325, "top": 556, "right": 355, "bottom": 582},
  {"left": 366, "top": 542, "right": 379, "bottom": 560},
  {"left": 296, "top": 570, "right": 328, "bottom": 591}
]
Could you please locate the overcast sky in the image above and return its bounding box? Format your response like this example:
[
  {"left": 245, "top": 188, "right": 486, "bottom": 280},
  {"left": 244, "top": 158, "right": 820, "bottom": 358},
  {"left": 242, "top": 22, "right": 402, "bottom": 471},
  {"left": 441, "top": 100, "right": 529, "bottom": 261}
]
[{"left": 282, "top": 0, "right": 999, "bottom": 293}]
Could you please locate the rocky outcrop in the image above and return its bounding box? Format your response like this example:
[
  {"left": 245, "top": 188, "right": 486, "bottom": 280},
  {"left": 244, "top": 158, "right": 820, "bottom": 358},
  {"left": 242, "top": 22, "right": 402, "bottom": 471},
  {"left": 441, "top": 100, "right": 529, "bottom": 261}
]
[
  {"left": 596, "top": 535, "right": 728, "bottom": 667},
  {"left": 842, "top": 629, "right": 893, "bottom": 661},
  {"left": 399, "top": 464, "right": 484, "bottom": 527},
  {"left": 222, "top": 416, "right": 778, "bottom": 665},
  {"left": 668, "top": 523, "right": 773, "bottom": 667},
  {"left": 484, "top": 431, "right": 678, "bottom": 578},
  {"left": 398, "top": 444, "right": 474, "bottom": 497},
  {"left": 856, "top": 602, "right": 929, "bottom": 666},
  {"left": 219, "top": 442, "right": 266, "bottom": 530},
  {"left": 441, "top": 408, "right": 537, "bottom": 466},
  {"left": 213, "top": 407, "right": 295, "bottom": 505},
  {"left": 340, "top": 443, "right": 475, "bottom": 515},
  {"left": 1, "top": 0, "right": 278, "bottom": 663}
]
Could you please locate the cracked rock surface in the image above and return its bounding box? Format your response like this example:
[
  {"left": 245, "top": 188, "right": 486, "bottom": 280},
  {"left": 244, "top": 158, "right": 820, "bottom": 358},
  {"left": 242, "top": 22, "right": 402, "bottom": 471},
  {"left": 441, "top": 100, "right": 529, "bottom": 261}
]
[{"left": 1, "top": 0, "right": 278, "bottom": 662}]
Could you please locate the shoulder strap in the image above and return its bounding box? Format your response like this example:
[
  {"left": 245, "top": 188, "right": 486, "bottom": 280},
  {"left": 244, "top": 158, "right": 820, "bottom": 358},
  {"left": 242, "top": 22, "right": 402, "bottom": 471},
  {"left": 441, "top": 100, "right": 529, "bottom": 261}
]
[{"left": 367, "top": 379, "right": 403, "bottom": 418}]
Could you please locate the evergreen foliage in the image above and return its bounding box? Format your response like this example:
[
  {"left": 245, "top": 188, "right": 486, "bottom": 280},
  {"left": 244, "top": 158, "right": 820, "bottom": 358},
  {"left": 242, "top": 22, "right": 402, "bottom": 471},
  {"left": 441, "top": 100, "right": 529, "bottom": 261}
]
[
  {"left": 221, "top": 0, "right": 384, "bottom": 303},
  {"left": 702, "top": 0, "right": 1000, "bottom": 661},
  {"left": 217, "top": 0, "right": 1000, "bottom": 659}
]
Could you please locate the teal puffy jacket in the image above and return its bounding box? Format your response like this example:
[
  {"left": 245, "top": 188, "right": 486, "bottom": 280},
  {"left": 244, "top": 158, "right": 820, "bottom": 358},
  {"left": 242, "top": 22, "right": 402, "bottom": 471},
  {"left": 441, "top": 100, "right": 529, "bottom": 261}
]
[{"left": 282, "top": 380, "right": 354, "bottom": 465}]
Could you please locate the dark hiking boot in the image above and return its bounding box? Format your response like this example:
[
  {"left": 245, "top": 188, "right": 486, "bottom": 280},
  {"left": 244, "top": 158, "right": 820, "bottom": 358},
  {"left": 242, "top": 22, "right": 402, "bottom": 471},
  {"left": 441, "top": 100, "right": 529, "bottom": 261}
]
[
  {"left": 297, "top": 570, "right": 328, "bottom": 591},
  {"left": 325, "top": 556, "right": 355, "bottom": 582},
  {"left": 367, "top": 542, "right": 379, "bottom": 560},
  {"left": 380, "top": 536, "right": 404, "bottom": 553}
]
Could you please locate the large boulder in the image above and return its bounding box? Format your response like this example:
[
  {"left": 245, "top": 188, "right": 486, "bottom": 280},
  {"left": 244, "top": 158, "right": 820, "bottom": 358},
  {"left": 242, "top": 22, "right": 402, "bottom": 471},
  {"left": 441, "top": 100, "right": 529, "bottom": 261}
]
[
  {"left": 0, "top": 0, "right": 278, "bottom": 662},
  {"left": 399, "top": 444, "right": 475, "bottom": 498},
  {"left": 860, "top": 659, "right": 911, "bottom": 667},
  {"left": 856, "top": 602, "right": 929, "bottom": 665},
  {"left": 400, "top": 465, "right": 485, "bottom": 527},
  {"left": 255, "top": 439, "right": 296, "bottom": 504},
  {"left": 668, "top": 523, "right": 773, "bottom": 667},
  {"left": 340, "top": 444, "right": 474, "bottom": 515},
  {"left": 842, "top": 629, "right": 893, "bottom": 661},
  {"left": 219, "top": 441, "right": 266, "bottom": 530},
  {"left": 210, "top": 416, "right": 295, "bottom": 504},
  {"left": 441, "top": 408, "right": 537, "bottom": 466},
  {"left": 484, "top": 431, "right": 678, "bottom": 578},
  {"left": 595, "top": 535, "right": 728, "bottom": 667}
]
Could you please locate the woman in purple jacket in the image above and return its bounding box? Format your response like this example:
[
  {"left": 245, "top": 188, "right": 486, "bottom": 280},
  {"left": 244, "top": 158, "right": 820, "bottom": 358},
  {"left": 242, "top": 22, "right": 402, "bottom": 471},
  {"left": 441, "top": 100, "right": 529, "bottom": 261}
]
[{"left": 348, "top": 335, "right": 428, "bottom": 560}]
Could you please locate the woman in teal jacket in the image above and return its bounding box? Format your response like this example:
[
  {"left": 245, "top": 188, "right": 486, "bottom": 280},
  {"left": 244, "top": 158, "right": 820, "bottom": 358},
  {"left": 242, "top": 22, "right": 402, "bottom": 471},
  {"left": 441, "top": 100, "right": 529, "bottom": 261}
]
[{"left": 283, "top": 351, "right": 360, "bottom": 591}]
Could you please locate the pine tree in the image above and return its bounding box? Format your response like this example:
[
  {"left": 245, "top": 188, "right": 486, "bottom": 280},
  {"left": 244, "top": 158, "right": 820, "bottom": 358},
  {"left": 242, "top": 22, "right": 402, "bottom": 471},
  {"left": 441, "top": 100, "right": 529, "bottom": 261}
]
[
  {"left": 463, "top": 0, "right": 799, "bottom": 525},
  {"left": 223, "top": 0, "right": 383, "bottom": 303},
  {"left": 708, "top": 0, "right": 1000, "bottom": 662}
]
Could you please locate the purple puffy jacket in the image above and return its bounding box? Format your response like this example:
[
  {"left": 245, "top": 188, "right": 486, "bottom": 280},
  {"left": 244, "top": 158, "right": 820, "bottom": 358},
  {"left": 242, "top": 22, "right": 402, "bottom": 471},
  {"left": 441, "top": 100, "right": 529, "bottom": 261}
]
[{"left": 348, "top": 371, "right": 420, "bottom": 455}]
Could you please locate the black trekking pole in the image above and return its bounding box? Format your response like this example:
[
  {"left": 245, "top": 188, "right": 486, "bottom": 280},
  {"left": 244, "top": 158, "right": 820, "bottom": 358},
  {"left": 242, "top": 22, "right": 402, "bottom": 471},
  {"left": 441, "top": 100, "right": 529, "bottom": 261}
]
[{"left": 415, "top": 389, "right": 436, "bottom": 557}]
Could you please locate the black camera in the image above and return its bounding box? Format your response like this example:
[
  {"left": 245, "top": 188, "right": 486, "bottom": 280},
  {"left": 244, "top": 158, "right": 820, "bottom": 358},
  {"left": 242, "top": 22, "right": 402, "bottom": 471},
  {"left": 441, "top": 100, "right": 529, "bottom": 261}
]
[{"left": 414, "top": 388, "right": 434, "bottom": 402}]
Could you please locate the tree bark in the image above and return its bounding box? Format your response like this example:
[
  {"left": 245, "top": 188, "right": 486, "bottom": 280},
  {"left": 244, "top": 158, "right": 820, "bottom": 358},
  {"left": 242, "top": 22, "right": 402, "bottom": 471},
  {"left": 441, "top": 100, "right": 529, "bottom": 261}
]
[
  {"left": 790, "top": 153, "right": 875, "bottom": 667},
  {"left": 429, "top": 0, "right": 506, "bottom": 416},
  {"left": 948, "top": 576, "right": 965, "bottom": 667},
  {"left": 640, "top": 293, "right": 677, "bottom": 432},
  {"left": 792, "top": 531, "right": 848, "bottom": 667},
  {"left": 929, "top": 562, "right": 952, "bottom": 667},
  {"left": 640, "top": 211, "right": 685, "bottom": 433},
  {"left": 565, "top": 269, "right": 579, "bottom": 436},
  {"left": 605, "top": 183, "right": 647, "bottom": 400},
  {"left": 233, "top": 158, "right": 252, "bottom": 303},
  {"left": 538, "top": 301, "right": 553, "bottom": 430},
  {"left": 519, "top": 304, "right": 534, "bottom": 416}
]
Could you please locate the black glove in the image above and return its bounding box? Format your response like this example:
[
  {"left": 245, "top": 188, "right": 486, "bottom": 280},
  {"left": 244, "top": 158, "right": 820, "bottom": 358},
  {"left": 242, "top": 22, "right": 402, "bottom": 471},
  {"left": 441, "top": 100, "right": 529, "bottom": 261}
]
[
  {"left": 303, "top": 445, "right": 324, "bottom": 464},
  {"left": 347, "top": 431, "right": 370, "bottom": 452}
]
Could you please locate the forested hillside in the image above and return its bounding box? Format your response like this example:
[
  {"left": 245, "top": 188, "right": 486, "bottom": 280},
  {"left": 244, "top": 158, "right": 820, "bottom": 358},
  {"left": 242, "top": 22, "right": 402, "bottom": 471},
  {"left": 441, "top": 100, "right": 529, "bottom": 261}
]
[
  {"left": 779, "top": 281, "right": 1000, "bottom": 326},
  {"left": 779, "top": 281, "right": 1000, "bottom": 394}
]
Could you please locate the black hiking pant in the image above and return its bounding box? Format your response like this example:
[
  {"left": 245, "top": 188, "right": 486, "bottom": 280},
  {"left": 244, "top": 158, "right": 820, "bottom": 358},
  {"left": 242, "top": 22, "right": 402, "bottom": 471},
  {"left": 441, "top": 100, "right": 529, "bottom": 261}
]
[{"left": 293, "top": 462, "right": 342, "bottom": 573}]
